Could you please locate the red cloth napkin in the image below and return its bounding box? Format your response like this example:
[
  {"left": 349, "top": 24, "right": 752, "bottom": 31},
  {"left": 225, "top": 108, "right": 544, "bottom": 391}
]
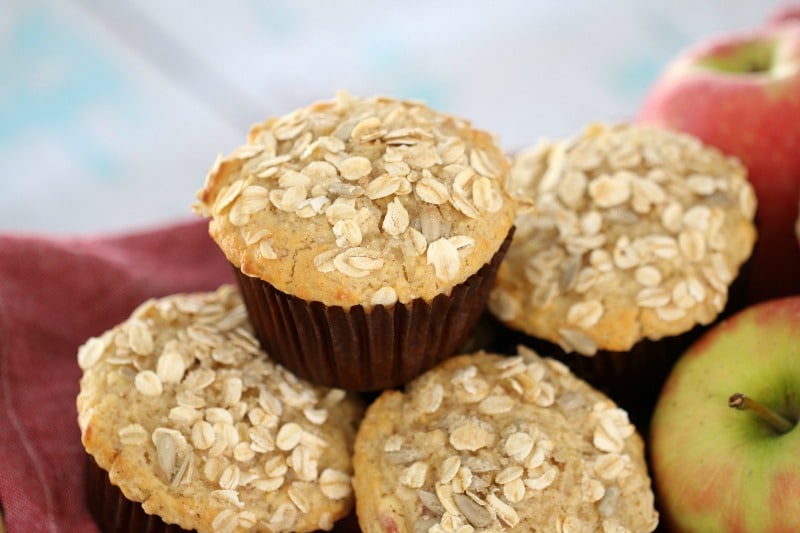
[{"left": 0, "top": 220, "right": 234, "bottom": 532}]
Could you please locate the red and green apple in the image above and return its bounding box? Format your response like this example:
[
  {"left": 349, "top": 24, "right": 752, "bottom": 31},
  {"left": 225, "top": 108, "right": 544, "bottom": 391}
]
[
  {"left": 637, "top": 19, "right": 800, "bottom": 303},
  {"left": 650, "top": 296, "right": 800, "bottom": 532}
]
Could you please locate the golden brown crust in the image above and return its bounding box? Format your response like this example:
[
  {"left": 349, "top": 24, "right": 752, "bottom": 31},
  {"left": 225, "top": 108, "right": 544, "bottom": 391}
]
[
  {"left": 489, "top": 123, "right": 757, "bottom": 354},
  {"left": 76, "top": 286, "right": 364, "bottom": 532},
  {"left": 194, "top": 92, "right": 516, "bottom": 309},
  {"left": 352, "top": 349, "right": 659, "bottom": 532}
]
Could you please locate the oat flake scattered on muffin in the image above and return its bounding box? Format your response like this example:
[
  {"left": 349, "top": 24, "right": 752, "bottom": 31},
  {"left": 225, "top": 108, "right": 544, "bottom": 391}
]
[
  {"left": 76, "top": 285, "right": 363, "bottom": 533},
  {"left": 352, "top": 348, "right": 659, "bottom": 532},
  {"left": 489, "top": 122, "right": 757, "bottom": 355}
]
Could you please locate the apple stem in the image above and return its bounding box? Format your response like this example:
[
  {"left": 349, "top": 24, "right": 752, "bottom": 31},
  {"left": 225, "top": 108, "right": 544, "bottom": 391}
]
[{"left": 728, "top": 393, "right": 794, "bottom": 435}]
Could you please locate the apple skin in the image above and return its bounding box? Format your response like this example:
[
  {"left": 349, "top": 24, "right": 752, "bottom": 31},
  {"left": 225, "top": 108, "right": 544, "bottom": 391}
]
[
  {"left": 649, "top": 296, "right": 800, "bottom": 532},
  {"left": 766, "top": 3, "right": 800, "bottom": 28},
  {"left": 637, "top": 23, "right": 800, "bottom": 303}
]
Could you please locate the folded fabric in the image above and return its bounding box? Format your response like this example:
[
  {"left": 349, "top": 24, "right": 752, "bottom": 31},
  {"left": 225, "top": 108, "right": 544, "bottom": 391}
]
[{"left": 0, "top": 219, "right": 236, "bottom": 532}]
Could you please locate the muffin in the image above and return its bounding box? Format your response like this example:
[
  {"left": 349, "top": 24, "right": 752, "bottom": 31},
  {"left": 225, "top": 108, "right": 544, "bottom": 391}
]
[
  {"left": 352, "top": 347, "right": 659, "bottom": 532},
  {"left": 76, "top": 285, "right": 364, "bottom": 533},
  {"left": 193, "top": 92, "right": 516, "bottom": 391},
  {"left": 487, "top": 122, "right": 757, "bottom": 423}
]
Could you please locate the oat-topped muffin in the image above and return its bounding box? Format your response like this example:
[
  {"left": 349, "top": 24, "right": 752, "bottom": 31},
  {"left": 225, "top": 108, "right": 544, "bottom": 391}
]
[
  {"left": 194, "top": 91, "right": 514, "bottom": 308},
  {"left": 489, "top": 122, "right": 757, "bottom": 355},
  {"left": 193, "top": 92, "right": 516, "bottom": 390},
  {"left": 76, "top": 285, "right": 363, "bottom": 533},
  {"left": 352, "top": 348, "right": 659, "bottom": 532}
]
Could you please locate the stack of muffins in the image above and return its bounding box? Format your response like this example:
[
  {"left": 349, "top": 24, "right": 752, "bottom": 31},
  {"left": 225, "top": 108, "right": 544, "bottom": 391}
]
[{"left": 77, "top": 92, "right": 758, "bottom": 532}]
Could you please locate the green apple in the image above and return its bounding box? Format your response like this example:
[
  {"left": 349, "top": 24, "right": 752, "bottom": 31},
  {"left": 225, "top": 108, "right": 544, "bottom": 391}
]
[{"left": 650, "top": 296, "right": 800, "bottom": 532}]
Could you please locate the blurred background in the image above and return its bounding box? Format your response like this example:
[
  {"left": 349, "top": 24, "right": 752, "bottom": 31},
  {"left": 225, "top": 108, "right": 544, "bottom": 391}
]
[{"left": 0, "top": 0, "right": 785, "bottom": 235}]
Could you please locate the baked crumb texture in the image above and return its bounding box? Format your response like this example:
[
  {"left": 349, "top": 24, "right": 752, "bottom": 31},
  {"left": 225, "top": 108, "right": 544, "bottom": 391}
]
[
  {"left": 489, "top": 122, "right": 757, "bottom": 355},
  {"left": 353, "top": 349, "right": 659, "bottom": 533},
  {"left": 77, "top": 285, "right": 364, "bottom": 533}
]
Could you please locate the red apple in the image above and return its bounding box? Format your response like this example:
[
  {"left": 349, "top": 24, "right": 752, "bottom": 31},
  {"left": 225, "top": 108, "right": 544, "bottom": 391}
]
[
  {"left": 766, "top": 3, "right": 800, "bottom": 28},
  {"left": 637, "top": 22, "right": 800, "bottom": 303},
  {"left": 650, "top": 296, "right": 800, "bottom": 532}
]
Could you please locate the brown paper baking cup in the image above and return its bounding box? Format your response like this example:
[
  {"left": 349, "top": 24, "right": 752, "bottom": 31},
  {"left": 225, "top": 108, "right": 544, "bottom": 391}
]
[
  {"left": 483, "top": 316, "right": 703, "bottom": 432},
  {"left": 85, "top": 454, "right": 189, "bottom": 533},
  {"left": 234, "top": 230, "right": 513, "bottom": 391},
  {"left": 484, "top": 264, "right": 750, "bottom": 432}
]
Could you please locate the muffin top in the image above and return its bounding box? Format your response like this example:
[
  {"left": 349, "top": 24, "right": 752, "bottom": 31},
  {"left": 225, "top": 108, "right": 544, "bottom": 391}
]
[
  {"left": 194, "top": 92, "right": 516, "bottom": 309},
  {"left": 352, "top": 348, "right": 659, "bottom": 533},
  {"left": 488, "top": 123, "right": 757, "bottom": 355},
  {"left": 76, "top": 285, "right": 364, "bottom": 533}
]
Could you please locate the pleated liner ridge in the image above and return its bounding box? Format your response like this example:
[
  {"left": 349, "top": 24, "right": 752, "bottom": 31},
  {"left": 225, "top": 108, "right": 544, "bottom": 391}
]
[{"left": 234, "top": 229, "right": 513, "bottom": 391}]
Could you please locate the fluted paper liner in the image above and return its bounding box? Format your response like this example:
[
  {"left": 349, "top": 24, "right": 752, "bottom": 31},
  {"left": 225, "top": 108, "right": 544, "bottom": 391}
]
[
  {"left": 234, "top": 230, "right": 513, "bottom": 391},
  {"left": 482, "top": 252, "right": 750, "bottom": 431},
  {"left": 483, "top": 314, "right": 708, "bottom": 431}
]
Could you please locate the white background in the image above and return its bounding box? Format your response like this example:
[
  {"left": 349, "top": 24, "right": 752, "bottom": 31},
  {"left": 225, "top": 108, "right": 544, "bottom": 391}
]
[{"left": 0, "top": 0, "right": 786, "bottom": 235}]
